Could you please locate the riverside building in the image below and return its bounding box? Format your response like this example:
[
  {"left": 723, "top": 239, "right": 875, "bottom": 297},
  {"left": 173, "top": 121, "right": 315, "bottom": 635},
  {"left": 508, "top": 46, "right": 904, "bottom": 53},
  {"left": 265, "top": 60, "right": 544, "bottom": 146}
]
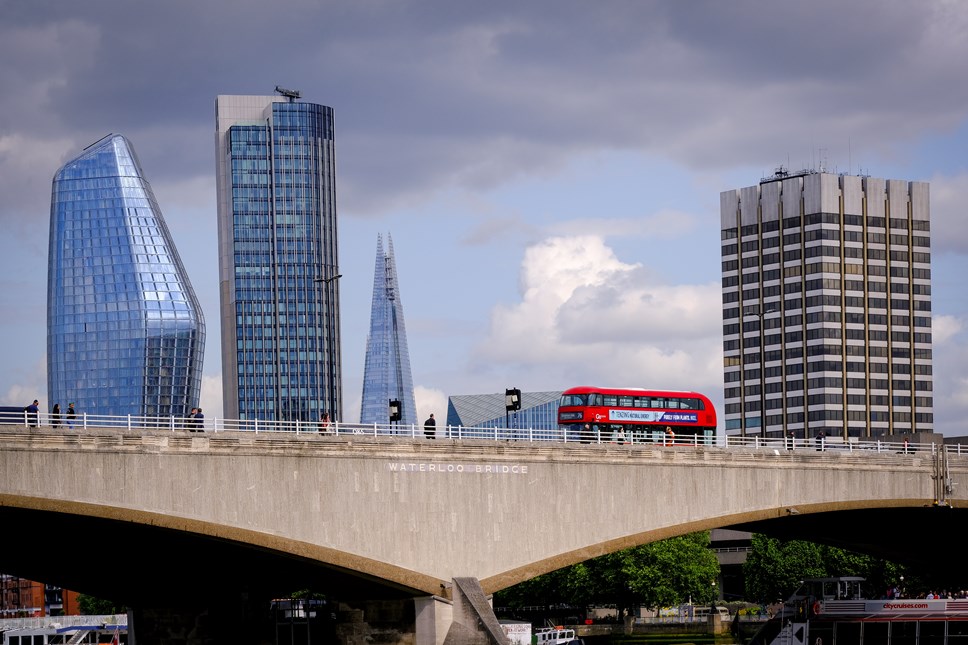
[
  {"left": 215, "top": 91, "right": 341, "bottom": 422},
  {"left": 720, "top": 169, "right": 932, "bottom": 439}
]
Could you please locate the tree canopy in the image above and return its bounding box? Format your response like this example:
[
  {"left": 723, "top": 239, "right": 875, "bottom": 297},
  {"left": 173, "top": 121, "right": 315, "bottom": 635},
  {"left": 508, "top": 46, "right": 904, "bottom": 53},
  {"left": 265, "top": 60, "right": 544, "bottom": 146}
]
[
  {"left": 742, "top": 534, "right": 904, "bottom": 603},
  {"left": 496, "top": 531, "right": 721, "bottom": 614},
  {"left": 77, "top": 594, "right": 124, "bottom": 615}
]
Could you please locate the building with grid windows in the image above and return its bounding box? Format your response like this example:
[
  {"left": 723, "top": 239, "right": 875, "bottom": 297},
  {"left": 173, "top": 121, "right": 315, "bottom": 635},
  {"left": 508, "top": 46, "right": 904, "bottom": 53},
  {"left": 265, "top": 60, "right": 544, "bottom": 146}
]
[
  {"left": 360, "top": 234, "right": 417, "bottom": 426},
  {"left": 47, "top": 135, "right": 205, "bottom": 418},
  {"left": 720, "top": 170, "right": 933, "bottom": 440},
  {"left": 215, "top": 93, "right": 341, "bottom": 422},
  {"left": 447, "top": 391, "right": 562, "bottom": 436},
  {"left": 0, "top": 575, "right": 80, "bottom": 617}
]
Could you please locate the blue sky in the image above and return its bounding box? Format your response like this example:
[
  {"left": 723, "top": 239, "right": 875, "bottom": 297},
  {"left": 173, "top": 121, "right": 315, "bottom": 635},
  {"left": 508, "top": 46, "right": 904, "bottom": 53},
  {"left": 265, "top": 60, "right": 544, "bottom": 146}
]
[{"left": 1, "top": 0, "right": 967, "bottom": 435}]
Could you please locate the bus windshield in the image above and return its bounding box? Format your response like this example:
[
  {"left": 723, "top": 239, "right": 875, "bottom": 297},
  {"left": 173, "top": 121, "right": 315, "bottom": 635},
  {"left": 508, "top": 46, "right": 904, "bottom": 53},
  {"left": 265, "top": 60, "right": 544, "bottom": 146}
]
[{"left": 560, "top": 394, "right": 587, "bottom": 407}]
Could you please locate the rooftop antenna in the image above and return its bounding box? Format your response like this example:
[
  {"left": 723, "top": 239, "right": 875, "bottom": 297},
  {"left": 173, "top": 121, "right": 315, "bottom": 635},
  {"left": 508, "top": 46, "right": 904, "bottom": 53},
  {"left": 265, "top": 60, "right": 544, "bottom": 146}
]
[
  {"left": 83, "top": 133, "right": 115, "bottom": 151},
  {"left": 274, "top": 85, "right": 301, "bottom": 102}
]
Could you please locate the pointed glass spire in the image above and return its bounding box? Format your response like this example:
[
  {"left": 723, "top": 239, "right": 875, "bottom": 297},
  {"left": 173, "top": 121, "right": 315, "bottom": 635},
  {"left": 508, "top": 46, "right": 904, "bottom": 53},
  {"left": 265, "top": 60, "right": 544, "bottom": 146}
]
[{"left": 360, "top": 234, "right": 417, "bottom": 427}]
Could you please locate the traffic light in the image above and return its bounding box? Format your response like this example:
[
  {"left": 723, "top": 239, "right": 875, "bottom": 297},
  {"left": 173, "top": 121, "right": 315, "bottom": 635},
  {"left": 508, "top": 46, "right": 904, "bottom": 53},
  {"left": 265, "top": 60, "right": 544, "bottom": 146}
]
[
  {"left": 389, "top": 399, "right": 402, "bottom": 422},
  {"left": 505, "top": 388, "right": 522, "bottom": 412}
]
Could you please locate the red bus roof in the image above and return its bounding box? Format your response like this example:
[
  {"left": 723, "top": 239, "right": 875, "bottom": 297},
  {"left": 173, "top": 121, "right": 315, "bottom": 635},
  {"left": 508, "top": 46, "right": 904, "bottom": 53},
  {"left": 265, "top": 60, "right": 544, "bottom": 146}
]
[{"left": 560, "top": 386, "right": 712, "bottom": 400}]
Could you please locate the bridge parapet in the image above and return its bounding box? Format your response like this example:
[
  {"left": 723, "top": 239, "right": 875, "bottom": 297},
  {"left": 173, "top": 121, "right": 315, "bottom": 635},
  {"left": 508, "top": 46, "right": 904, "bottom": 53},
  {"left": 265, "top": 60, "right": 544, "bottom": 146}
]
[{"left": 0, "top": 425, "right": 963, "bottom": 465}]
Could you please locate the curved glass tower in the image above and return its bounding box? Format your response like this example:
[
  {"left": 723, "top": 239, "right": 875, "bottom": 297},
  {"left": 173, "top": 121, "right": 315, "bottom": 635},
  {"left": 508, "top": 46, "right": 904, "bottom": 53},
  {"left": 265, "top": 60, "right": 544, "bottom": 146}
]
[
  {"left": 47, "top": 134, "right": 206, "bottom": 418},
  {"left": 360, "top": 234, "right": 417, "bottom": 427}
]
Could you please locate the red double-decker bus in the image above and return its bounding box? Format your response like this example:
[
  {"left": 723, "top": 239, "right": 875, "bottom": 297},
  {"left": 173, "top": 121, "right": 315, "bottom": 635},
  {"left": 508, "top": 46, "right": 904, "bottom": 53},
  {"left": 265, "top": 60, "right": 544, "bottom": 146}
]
[{"left": 557, "top": 386, "right": 717, "bottom": 444}]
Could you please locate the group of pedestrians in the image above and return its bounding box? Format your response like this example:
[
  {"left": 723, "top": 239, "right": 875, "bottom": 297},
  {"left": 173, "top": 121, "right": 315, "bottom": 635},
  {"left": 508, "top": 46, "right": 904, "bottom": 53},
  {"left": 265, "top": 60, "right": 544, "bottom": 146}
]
[
  {"left": 24, "top": 400, "right": 76, "bottom": 428},
  {"left": 18, "top": 400, "right": 212, "bottom": 431}
]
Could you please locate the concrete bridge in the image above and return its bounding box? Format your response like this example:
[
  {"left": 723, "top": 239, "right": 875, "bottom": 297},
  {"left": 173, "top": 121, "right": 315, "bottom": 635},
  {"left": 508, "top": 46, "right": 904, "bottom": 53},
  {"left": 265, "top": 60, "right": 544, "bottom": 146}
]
[{"left": 1, "top": 426, "right": 966, "bottom": 644}]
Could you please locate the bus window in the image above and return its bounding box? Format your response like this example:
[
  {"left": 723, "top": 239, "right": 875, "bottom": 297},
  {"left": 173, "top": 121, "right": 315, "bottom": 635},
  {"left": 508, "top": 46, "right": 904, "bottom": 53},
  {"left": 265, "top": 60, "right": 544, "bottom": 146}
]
[
  {"left": 633, "top": 396, "right": 647, "bottom": 408},
  {"left": 618, "top": 396, "right": 634, "bottom": 406},
  {"left": 589, "top": 393, "right": 603, "bottom": 406},
  {"left": 603, "top": 395, "right": 618, "bottom": 406},
  {"left": 667, "top": 399, "right": 681, "bottom": 409},
  {"left": 650, "top": 398, "right": 666, "bottom": 408},
  {"left": 560, "top": 394, "right": 587, "bottom": 406}
]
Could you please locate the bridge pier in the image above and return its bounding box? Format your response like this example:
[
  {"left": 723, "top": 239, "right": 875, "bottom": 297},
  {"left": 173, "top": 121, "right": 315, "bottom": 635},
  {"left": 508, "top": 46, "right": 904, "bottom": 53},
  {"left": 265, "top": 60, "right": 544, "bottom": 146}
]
[
  {"left": 415, "top": 595, "right": 452, "bottom": 645},
  {"left": 417, "top": 579, "right": 509, "bottom": 645}
]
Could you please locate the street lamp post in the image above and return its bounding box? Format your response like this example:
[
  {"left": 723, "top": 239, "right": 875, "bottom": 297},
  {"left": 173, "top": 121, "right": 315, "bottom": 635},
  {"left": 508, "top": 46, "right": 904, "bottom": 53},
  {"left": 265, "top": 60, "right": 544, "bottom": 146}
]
[{"left": 314, "top": 273, "right": 342, "bottom": 421}]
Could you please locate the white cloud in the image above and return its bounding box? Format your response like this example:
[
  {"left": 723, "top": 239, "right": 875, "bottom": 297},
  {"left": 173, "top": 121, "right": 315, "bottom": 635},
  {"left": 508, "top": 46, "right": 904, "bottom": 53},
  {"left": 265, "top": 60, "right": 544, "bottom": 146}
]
[
  {"left": 414, "top": 386, "right": 448, "bottom": 424},
  {"left": 476, "top": 235, "right": 723, "bottom": 394},
  {"left": 932, "top": 315, "right": 963, "bottom": 345}
]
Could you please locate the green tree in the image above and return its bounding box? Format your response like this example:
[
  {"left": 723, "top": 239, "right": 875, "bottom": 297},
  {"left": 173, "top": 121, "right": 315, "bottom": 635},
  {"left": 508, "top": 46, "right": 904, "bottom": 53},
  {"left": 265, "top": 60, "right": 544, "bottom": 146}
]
[
  {"left": 743, "top": 534, "right": 907, "bottom": 603},
  {"left": 743, "top": 534, "right": 824, "bottom": 603},
  {"left": 588, "top": 532, "right": 721, "bottom": 613},
  {"left": 495, "top": 531, "right": 720, "bottom": 616},
  {"left": 77, "top": 594, "right": 124, "bottom": 615}
]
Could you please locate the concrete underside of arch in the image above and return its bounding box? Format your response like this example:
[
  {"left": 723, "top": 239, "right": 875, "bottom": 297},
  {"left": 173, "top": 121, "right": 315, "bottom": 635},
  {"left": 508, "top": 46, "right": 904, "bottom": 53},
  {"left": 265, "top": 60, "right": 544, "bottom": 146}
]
[{"left": 2, "top": 428, "right": 967, "bottom": 599}]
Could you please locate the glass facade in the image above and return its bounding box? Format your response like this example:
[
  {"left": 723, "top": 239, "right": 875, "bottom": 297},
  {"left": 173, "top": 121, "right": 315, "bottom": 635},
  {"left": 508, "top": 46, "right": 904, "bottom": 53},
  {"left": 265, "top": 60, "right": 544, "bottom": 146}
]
[
  {"left": 216, "top": 95, "right": 341, "bottom": 422},
  {"left": 360, "top": 234, "right": 417, "bottom": 426},
  {"left": 446, "top": 391, "right": 563, "bottom": 437},
  {"left": 47, "top": 135, "right": 205, "bottom": 418},
  {"left": 720, "top": 171, "right": 932, "bottom": 439}
]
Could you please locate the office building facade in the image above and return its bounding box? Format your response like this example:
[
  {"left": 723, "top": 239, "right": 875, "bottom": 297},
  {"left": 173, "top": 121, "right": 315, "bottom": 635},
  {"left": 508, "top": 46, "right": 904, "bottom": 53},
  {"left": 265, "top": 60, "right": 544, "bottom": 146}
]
[
  {"left": 721, "top": 170, "right": 932, "bottom": 439},
  {"left": 360, "top": 234, "right": 416, "bottom": 426},
  {"left": 47, "top": 135, "right": 205, "bottom": 418},
  {"left": 447, "top": 391, "right": 562, "bottom": 435},
  {"left": 215, "top": 94, "right": 341, "bottom": 422},
  {"left": 0, "top": 576, "right": 80, "bottom": 617}
]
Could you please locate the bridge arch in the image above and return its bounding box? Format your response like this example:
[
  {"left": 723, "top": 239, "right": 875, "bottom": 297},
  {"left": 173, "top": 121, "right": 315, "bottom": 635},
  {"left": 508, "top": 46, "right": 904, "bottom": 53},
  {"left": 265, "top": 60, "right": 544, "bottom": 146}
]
[
  {"left": 481, "top": 497, "right": 953, "bottom": 593},
  {"left": 2, "top": 428, "right": 965, "bottom": 600}
]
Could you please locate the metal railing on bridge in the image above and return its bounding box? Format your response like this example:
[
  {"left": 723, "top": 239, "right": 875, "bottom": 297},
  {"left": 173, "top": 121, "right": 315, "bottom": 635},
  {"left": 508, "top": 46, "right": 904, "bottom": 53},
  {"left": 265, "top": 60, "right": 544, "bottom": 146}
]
[{"left": 1, "top": 410, "right": 964, "bottom": 457}]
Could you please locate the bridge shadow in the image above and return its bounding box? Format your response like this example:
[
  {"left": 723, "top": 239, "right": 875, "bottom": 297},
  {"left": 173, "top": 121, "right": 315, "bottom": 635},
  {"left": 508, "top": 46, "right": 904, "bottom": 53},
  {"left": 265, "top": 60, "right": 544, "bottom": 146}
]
[
  {"left": 730, "top": 505, "right": 968, "bottom": 579},
  {"left": 0, "top": 505, "right": 421, "bottom": 607}
]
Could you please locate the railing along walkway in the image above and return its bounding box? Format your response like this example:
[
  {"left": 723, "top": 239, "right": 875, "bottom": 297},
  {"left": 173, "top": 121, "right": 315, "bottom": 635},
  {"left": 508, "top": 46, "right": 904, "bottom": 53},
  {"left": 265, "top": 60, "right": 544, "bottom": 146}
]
[{"left": 1, "top": 411, "right": 964, "bottom": 460}]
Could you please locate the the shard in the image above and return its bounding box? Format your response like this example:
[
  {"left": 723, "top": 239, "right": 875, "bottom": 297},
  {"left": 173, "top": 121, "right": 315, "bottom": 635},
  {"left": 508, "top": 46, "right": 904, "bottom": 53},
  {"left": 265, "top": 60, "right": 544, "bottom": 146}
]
[{"left": 360, "top": 234, "right": 417, "bottom": 427}]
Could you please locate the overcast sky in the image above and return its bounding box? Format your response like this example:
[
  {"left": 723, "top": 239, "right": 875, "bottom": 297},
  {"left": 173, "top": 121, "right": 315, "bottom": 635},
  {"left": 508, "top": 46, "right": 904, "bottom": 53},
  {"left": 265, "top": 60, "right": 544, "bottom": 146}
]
[{"left": 2, "top": 0, "right": 967, "bottom": 436}]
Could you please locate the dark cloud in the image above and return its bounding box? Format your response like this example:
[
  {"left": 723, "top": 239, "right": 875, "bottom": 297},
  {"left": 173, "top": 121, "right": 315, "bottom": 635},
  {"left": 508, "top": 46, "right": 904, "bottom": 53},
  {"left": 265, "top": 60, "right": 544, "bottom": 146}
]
[{"left": 2, "top": 0, "right": 967, "bottom": 222}]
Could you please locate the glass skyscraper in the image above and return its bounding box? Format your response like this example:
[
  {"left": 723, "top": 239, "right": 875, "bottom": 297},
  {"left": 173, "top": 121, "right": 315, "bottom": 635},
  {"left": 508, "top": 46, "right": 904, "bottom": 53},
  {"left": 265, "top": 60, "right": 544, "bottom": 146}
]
[
  {"left": 720, "top": 170, "right": 932, "bottom": 439},
  {"left": 215, "top": 94, "right": 341, "bottom": 422},
  {"left": 47, "top": 134, "right": 205, "bottom": 418},
  {"left": 360, "top": 234, "right": 417, "bottom": 426}
]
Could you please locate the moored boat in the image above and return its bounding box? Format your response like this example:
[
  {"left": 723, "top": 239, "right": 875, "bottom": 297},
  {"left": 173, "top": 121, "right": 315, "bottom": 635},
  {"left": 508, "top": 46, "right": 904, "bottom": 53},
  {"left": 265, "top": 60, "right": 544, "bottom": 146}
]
[
  {"left": 533, "top": 625, "right": 583, "bottom": 645},
  {"left": 751, "top": 576, "right": 968, "bottom": 644}
]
